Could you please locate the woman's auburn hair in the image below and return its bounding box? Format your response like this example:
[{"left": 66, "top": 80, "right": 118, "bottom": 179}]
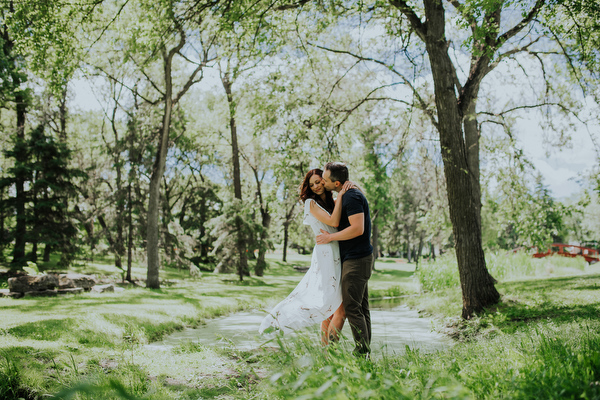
[{"left": 298, "top": 168, "right": 335, "bottom": 213}]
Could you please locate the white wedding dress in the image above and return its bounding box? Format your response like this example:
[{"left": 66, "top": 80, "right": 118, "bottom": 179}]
[{"left": 259, "top": 198, "right": 342, "bottom": 334}]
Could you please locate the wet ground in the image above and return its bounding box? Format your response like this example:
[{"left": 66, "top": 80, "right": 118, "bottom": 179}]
[{"left": 147, "top": 298, "right": 452, "bottom": 357}]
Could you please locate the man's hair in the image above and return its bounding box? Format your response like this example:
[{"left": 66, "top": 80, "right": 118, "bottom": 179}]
[{"left": 324, "top": 162, "right": 348, "bottom": 184}]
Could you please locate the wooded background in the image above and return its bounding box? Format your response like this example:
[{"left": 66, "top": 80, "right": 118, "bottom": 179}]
[{"left": 0, "top": 0, "right": 599, "bottom": 317}]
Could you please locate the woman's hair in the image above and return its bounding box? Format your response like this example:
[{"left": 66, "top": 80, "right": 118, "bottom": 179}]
[{"left": 299, "top": 168, "right": 335, "bottom": 213}]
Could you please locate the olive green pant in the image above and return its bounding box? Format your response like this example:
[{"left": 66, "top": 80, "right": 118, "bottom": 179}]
[{"left": 341, "top": 253, "right": 373, "bottom": 355}]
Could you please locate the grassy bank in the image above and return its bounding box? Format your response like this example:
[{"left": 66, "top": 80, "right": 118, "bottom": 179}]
[
  {"left": 1, "top": 252, "right": 600, "bottom": 399},
  {"left": 257, "top": 254, "right": 600, "bottom": 399}
]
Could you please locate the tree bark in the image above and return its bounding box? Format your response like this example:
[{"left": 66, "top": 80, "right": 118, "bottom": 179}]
[
  {"left": 422, "top": 0, "right": 499, "bottom": 318},
  {"left": 464, "top": 90, "right": 482, "bottom": 228},
  {"left": 0, "top": 188, "right": 5, "bottom": 262},
  {"left": 415, "top": 232, "right": 424, "bottom": 270},
  {"left": 146, "top": 75, "right": 172, "bottom": 289},
  {"left": 282, "top": 202, "right": 297, "bottom": 262},
  {"left": 11, "top": 88, "right": 27, "bottom": 267},
  {"left": 74, "top": 205, "right": 95, "bottom": 255},
  {"left": 43, "top": 244, "right": 51, "bottom": 262},
  {"left": 251, "top": 166, "right": 271, "bottom": 276},
  {"left": 221, "top": 73, "right": 248, "bottom": 281},
  {"left": 405, "top": 225, "right": 411, "bottom": 262},
  {"left": 126, "top": 133, "right": 135, "bottom": 283},
  {"left": 282, "top": 221, "right": 290, "bottom": 262},
  {"left": 98, "top": 215, "right": 116, "bottom": 250},
  {"left": 371, "top": 222, "right": 379, "bottom": 270},
  {"left": 144, "top": 24, "right": 206, "bottom": 287},
  {"left": 112, "top": 108, "right": 126, "bottom": 272},
  {"left": 58, "top": 86, "right": 68, "bottom": 142}
]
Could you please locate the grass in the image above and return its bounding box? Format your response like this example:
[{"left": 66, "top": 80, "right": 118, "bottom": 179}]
[{"left": 1, "top": 249, "right": 600, "bottom": 399}]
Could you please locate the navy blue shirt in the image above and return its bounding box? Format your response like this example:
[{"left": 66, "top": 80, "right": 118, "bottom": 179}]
[{"left": 338, "top": 189, "right": 373, "bottom": 262}]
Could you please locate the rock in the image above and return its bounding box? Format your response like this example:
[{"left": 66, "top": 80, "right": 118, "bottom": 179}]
[
  {"left": 190, "top": 264, "right": 202, "bottom": 277},
  {"left": 8, "top": 274, "right": 59, "bottom": 293},
  {"left": 92, "top": 284, "right": 114, "bottom": 293},
  {"left": 23, "top": 289, "right": 58, "bottom": 297},
  {"left": 57, "top": 287, "right": 84, "bottom": 295},
  {"left": 0, "top": 289, "right": 9, "bottom": 297},
  {"left": 58, "top": 273, "right": 96, "bottom": 290},
  {"left": 292, "top": 265, "right": 309, "bottom": 273}
]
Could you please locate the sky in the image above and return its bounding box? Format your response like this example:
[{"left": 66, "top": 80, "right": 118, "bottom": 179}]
[
  {"left": 515, "top": 101, "right": 599, "bottom": 200},
  {"left": 71, "top": 78, "right": 599, "bottom": 200}
]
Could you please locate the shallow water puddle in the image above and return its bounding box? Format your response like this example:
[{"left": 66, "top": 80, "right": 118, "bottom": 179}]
[{"left": 147, "top": 303, "right": 452, "bottom": 356}]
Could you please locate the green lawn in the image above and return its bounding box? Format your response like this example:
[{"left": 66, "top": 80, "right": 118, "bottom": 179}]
[{"left": 1, "top": 252, "right": 599, "bottom": 399}]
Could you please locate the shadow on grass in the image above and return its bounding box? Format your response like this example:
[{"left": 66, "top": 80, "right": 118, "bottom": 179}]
[
  {"left": 480, "top": 273, "right": 600, "bottom": 332},
  {"left": 372, "top": 269, "right": 414, "bottom": 279},
  {"left": 497, "top": 301, "right": 600, "bottom": 323},
  {"left": 500, "top": 273, "right": 600, "bottom": 293}
]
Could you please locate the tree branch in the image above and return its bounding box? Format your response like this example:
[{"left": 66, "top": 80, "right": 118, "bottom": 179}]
[
  {"left": 309, "top": 41, "right": 438, "bottom": 129},
  {"left": 388, "top": 0, "right": 427, "bottom": 42},
  {"left": 497, "top": 0, "right": 546, "bottom": 45}
]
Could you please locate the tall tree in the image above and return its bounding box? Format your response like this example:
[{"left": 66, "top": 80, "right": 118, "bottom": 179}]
[
  {"left": 1, "top": 4, "right": 30, "bottom": 267},
  {"left": 86, "top": 0, "right": 217, "bottom": 288},
  {"left": 274, "top": 0, "right": 584, "bottom": 317}
]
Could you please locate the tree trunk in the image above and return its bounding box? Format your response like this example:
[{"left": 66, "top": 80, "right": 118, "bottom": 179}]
[
  {"left": 0, "top": 188, "right": 5, "bottom": 262},
  {"left": 221, "top": 73, "right": 248, "bottom": 281},
  {"left": 74, "top": 205, "right": 95, "bottom": 254},
  {"left": 282, "top": 202, "right": 297, "bottom": 262},
  {"left": 31, "top": 241, "right": 38, "bottom": 263},
  {"left": 11, "top": 89, "right": 27, "bottom": 267},
  {"left": 126, "top": 172, "right": 134, "bottom": 283},
  {"left": 371, "top": 222, "right": 379, "bottom": 270},
  {"left": 464, "top": 99, "right": 482, "bottom": 228},
  {"left": 144, "top": 25, "right": 204, "bottom": 287},
  {"left": 282, "top": 221, "right": 290, "bottom": 262},
  {"left": 146, "top": 92, "right": 172, "bottom": 289},
  {"left": 114, "top": 152, "right": 125, "bottom": 271},
  {"left": 256, "top": 211, "right": 271, "bottom": 276},
  {"left": 161, "top": 184, "right": 172, "bottom": 264},
  {"left": 415, "top": 232, "right": 424, "bottom": 270},
  {"left": 405, "top": 226, "right": 411, "bottom": 262},
  {"left": 43, "top": 244, "right": 51, "bottom": 262},
  {"left": 58, "top": 86, "right": 68, "bottom": 142},
  {"left": 423, "top": 0, "right": 499, "bottom": 318}
]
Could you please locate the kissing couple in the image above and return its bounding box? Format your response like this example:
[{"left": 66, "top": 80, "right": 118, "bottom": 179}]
[{"left": 259, "top": 162, "right": 374, "bottom": 356}]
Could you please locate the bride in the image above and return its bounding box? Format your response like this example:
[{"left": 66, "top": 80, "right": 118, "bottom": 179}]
[{"left": 259, "top": 168, "right": 351, "bottom": 344}]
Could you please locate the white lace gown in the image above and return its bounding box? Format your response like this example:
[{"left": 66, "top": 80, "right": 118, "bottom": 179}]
[{"left": 259, "top": 198, "right": 342, "bottom": 334}]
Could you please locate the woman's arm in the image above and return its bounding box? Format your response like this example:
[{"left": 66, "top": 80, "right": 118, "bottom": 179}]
[
  {"left": 309, "top": 182, "right": 354, "bottom": 227},
  {"left": 316, "top": 213, "right": 364, "bottom": 244}
]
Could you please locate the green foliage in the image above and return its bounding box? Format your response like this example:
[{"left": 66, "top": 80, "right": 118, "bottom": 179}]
[
  {"left": 179, "top": 183, "right": 222, "bottom": 266},
  {"left": 22, "top": 261, "right": 41, "bottom": 276},
  {"left": 260, "top": 333, "right": 468, "bottom": 399},
  {"left": 208, "top": 198, "right": 266, "bottom": 276},
  {"left": 545, "top": 0, "right": 600, "bottom": 76},
  {"left": 260, "top": 307, "right": 600, "bottom": 400},
  {"left": 0, "top": 125, "right": 85, "bottom": 267},
  {"left": 482, "top": 145, "right": 570, "bottom": 250},
  {"left": 0, "top": 353, "right": 27, "bottom": 400}
]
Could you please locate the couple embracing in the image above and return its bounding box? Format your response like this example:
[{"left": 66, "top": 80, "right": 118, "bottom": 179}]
[{"left": 259, "top": 162, "right": 373, "bottom": 356}]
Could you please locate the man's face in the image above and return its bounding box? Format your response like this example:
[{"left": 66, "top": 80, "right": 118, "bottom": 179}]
[{"left": 322, "top": 169, "right": 339, "bottom": 192}]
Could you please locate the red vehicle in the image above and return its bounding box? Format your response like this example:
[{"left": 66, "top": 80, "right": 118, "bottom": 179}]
[{"left": 533, "top": 243, "right": 599, "bottom": 264}]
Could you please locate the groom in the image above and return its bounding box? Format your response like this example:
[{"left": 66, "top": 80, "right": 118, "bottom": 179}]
[{"left": 316, "top": 162, "right": 373, "bottom": 356}]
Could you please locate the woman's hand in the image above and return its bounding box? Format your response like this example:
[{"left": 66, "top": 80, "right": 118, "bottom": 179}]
[{"left": 338, "top": 181, "right": 356, "bottom": 197}]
